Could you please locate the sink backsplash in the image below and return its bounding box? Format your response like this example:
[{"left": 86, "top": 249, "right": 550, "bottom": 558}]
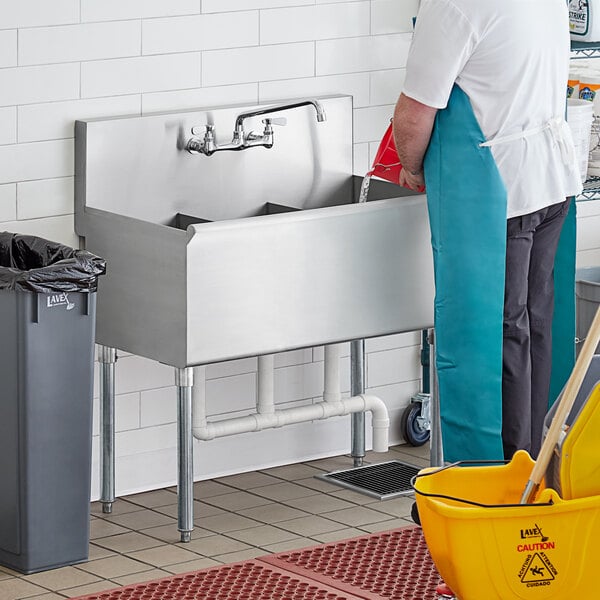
[{"left": 75, "top": 96, "right": 355, "bottom": 231}]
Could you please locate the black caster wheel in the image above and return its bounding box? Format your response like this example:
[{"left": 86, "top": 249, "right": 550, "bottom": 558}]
[
  {"left": 401, "top": 402, "right": 431, "bottom": 446},
  {"left": 410, "top": 501, "right": 421, "bottom": 525}
]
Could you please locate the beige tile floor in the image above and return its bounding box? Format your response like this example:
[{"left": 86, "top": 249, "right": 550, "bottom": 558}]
[{"left": 0, "top": 443, "right": 430, "bottom": 600}]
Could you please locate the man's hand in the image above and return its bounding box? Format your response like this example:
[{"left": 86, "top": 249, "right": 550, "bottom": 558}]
[
  {"left": 399, "top": 168, "right": 425, "bottom": 192},
  {"left": 393, "top": 93, "right": 437, "bottom": 191}
]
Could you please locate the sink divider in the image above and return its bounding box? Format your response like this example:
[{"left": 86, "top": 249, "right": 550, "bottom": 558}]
[{"left": 171, "top": 203, "right": 300, "bottom": 231}]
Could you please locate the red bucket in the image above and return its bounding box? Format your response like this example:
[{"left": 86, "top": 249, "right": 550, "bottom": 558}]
[
  {"left": 369, "top": 122, "right": 402, "bottom": 184},
  {"left": 368, "top": 122, "right": 424, "bottom": 192}
]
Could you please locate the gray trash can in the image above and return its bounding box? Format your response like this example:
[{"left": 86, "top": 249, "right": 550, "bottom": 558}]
[
  {"left": 0, "top": 232, "right": 105, "bottom": 574},
  {"left": 576, "top": 266, "right": 600, "bottom": 355}
]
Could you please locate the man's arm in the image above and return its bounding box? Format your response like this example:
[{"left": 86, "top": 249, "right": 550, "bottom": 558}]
[{"left": 393, "top": 93, "right": 438, "bottom": 191}]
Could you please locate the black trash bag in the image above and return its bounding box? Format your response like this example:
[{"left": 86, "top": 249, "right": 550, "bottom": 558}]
[{"left": 0, "top": 232, "right": 106, "bottom": 293}]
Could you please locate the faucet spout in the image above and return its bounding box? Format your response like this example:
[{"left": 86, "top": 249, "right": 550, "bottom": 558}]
[
  {"left": 234, "top": 99, "right": 326, "bottom": 135},
  {"left": 186, "top": 99, "right": 326, "bottom": 157}
]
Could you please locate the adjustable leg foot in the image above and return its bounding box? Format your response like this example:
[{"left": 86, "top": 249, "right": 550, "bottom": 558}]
[{"left": 179, "top": 530, "right": 192, "bottom": 543}]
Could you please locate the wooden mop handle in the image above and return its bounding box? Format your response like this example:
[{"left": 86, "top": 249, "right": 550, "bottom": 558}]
[{"left": 520, "top": 304, "right": 600, "bottom": 504}]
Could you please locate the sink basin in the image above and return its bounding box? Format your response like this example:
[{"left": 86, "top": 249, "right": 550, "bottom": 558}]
[{"left": 75, "top": 96, "right": 434, "bottom": 368}]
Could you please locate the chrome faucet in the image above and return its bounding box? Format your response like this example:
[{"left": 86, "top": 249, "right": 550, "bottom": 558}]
[{"left": 186, "top": 99, "right": 326, "bottom": 156}]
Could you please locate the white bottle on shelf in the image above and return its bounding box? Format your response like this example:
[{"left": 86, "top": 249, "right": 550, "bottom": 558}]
[{"left": 570, "top": 0, "right": 600, "bottom": 42}]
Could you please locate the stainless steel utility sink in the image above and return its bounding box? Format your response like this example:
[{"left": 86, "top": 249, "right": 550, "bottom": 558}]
[{"left": 75, "top": 96, "right": 434, "bottom": 368}]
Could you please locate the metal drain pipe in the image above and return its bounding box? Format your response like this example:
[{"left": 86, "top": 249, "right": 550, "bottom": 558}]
[{"left": 191, "top": 346, "right": 389, "bottom": 451}]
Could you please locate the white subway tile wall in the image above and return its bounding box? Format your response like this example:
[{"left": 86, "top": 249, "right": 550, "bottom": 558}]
[
  {"left": 202, "top": 0, "right": 313, "bottom": 12},
  {"left": 17, "top": 176, "right": 74, "bottom": 220},
  {"left": 141, "top": 83, "right": 258, "bottom": 114},
  {"left": 0, "top": 30, "right": 17, "bottom": 68},
  {"left": 372, "top": 0, "right": 419, "bottom": 34},
  {"left": 206, "top": 373, "right": 258, "bottom": 416},
  {"left": 259, "top": 3, "right": 370, "bottom": 45},
  {"left": 0, "top": 183, "right": 17, "bottom": 222},
  {"left": 0, "top": 215, "right": 78, "bottom": 247},
  {"left": 370, "top": 68, "right": 406, "bottom": 106},
  {"left": 353, "top": 104, "right": 396, "bottom": 143},
  {"left": 18, "top": 95, "right": 142, "bottom": 143},
  {"left": 0, "top": 1, "right": 79, "bottom": 29},
  {"left": 80, "top": 0, "right": 200, "bottom": 22},
  {"left": 140, "top": 387, "right": 177, "bottom": 429},
  {"left": 577, "top": 199, "right": 600, "bottom": 267},
  {"left": 353, "top": 142, "right": 370, "bottom": 177},
  {"left": 202, "top": 43, "right": 315, "bottom": 86},
  {"left": 0, "top": 1, "right": 598, "bottom": 499},
  {"left": 315, "top": 34, "right": 412, "bottom": 75},
  {"left": 81, "top": 53, "right": 202, "bottom": 97},
  {"left": 0, "top": 106, "right": 17, "bottom": 145},
  {"left": 18, "top": 21, "right": 142, "bottom": 66},
  {"left": 142, "top": 13, "right": 258, "bottom": 55},
  {"left": 0, "top": 139, "right": 73, "bottom": 185},
  {"left": 0, "top": 63, "right": 80, "bottom": 107}
]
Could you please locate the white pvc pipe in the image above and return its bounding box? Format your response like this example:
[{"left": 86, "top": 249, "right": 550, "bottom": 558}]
[
  {"left": 191, "top": 345, "right": 390, "bottom": 452},
  {"left": 192, "top": 393, "right": 389, "bottom": 452},
  {"left": 323, "top": 344, "right": 343, "bottom": 403},
  {"left": 192, "top": 365, "right": 207, "bottom": 431},
  {"left": 257, "top": 354, "right": 275, "bottom": 414}
]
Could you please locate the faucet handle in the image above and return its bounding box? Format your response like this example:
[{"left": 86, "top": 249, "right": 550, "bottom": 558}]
[
  {"left": 262, "top": 117, "right": 287, "bottom": 127},
  {"left": 191, "top": 124, "right": 214, "bottom": 136},
  {"left": 261, "top": 117, "right": 287, "bottom": 137},
  {"left": 187, "top": 124, "right": 217, "bottom": 155}
]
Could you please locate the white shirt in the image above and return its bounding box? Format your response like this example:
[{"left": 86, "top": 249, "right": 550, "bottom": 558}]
[{"left": 403, "top": 0, "right": 583, "bottom": 218}]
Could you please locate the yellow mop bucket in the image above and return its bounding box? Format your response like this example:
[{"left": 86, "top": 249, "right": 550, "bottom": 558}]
[{"left": 413, "top": 450, "right": 600, "bottom": 600}]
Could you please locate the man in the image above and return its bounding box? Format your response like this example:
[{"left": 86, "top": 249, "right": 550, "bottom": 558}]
[{"left": 393, "top": 0, "right": 582, "bottom": 460}]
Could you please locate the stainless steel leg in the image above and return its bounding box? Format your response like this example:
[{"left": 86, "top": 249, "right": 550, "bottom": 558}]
[
  {"left": 428, "top": 329, "right": 444, "bottom": 467},
  {"left": 98, "top": 345, "right": 117, "bottom": 514},
  {"left": 175, "top": 367, "right": 194, "bottom": 543},
  {"left": 350, "top": 339, "right": 366, "bottom": 467}
]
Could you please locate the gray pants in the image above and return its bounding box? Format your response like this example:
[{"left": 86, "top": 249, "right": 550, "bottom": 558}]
[{"left": 502, "top": 199, "right": 571, "bottom": 460}]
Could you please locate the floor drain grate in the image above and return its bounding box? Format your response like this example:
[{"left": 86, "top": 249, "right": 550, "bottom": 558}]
[{"left": 316, "top": 460, "right": 421, "bottom": 500}]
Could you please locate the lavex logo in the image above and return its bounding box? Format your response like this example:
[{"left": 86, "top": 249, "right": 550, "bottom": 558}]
[
  {"left": 47, "top": 293, "right": 75, "bottom": 310},
  {"left": 520, "top": 524, "right": 548, "bottom": 542},
  {"left": 517, "top": 524, "right": 555, "bottom": 552}
]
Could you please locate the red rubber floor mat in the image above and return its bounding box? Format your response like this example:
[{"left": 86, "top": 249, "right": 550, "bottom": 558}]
[
  {"left": 70, "top": 526, "right": 441, "bottom": 600},
  {"left": 259, "top": 526, "right": 443, "bottom": 600},
  {"left": 70, "top": 560, "right": 359, "bottom": 600}
]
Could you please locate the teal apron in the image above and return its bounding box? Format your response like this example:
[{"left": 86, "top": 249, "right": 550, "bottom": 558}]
[{"left": 423, "top": 85, "right": 577, "bottom": 462}]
